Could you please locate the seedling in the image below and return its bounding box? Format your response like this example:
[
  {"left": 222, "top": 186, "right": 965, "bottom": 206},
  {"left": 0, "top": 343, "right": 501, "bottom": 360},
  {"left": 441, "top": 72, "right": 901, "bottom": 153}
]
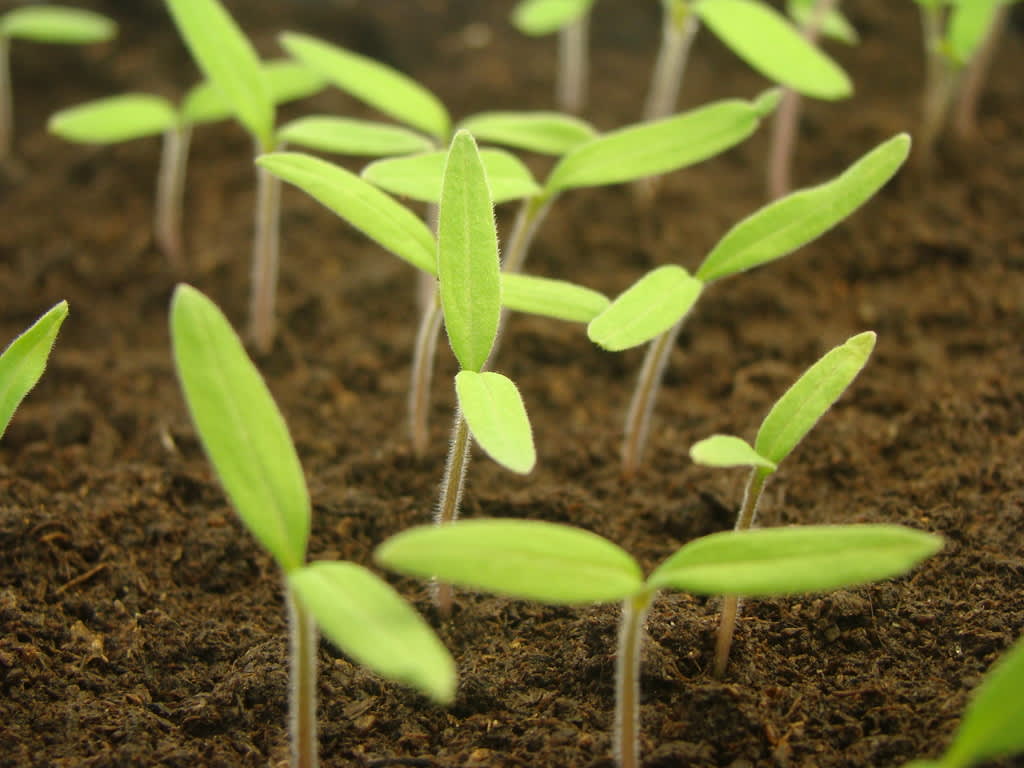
[
  {"left": 0, "top": 5, "right": 115, "bottom": 163},
  {"left": 170, "top": 284, "right": 454, "bottom": 768},
  {"left": 511, "top": 0, "right": 595, "bottom": 113},
  {"left": 0, "top": 300, "right": 68, "bottom": 440},
  {"left": 951, "top": 1, "right": 1014, "bottom": 140},
  {"left": 588, "top": 133, "right": 910, "bottom": 477},
  {"left": 376, "top": 518, "right": 942, "bottom": 768},
  {"left": 689, "top": 331, "right": 877, "bottom": 675}
]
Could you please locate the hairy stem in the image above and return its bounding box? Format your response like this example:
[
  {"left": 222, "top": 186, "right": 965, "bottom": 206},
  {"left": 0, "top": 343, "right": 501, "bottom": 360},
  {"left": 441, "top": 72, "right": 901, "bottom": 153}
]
[
  {"left": 615, "top": 591, "right": 652, "bottom": 768},
  {"left": 248, "top": 152, "right": 283, "bottom": 354},
  {"left": 502, "top": 195, "right": 553, "bottom": 276},
  {"left": 155, "top": 123, "right": 192, "bottom": 272},
  {"left": 0, "top": 36, "right": 12, "bottom": 163},
  {"left": 287, "top": 584, "right": 319, "bottom": 768},
  {"left": 953, "top": 3, "right": 1009, "bottom": 141},
  {"left": 557, "top": 12, "right": 590, "bottom": 114},
  {"left": 917, "top": 5, "right": 958, "bottom": 167},
  {"left": 433, "top": 410, "right": 471, "bottom": 615},
  {"left": 409, "top": 286, "right": 443, "bottom": 457}
]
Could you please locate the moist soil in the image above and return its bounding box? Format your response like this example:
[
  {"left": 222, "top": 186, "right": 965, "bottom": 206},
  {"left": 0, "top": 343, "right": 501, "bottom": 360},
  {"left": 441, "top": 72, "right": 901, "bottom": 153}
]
[{"left": 1, "top": 1, "right": 1022, "bottom": 766}]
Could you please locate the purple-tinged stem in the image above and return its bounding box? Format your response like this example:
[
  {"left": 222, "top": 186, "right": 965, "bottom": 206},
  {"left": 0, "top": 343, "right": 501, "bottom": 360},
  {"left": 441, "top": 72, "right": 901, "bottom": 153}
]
[
  {"left": 615, "top": 591, "right": 652, "bottom": 768},
  {"left": 557, "top": 13, "right": 589, "bottom": 114},
  {"left": 409, "top": 288, "right": 443, "bottom": 457},
  {"left": 287, "top": 584, "right": 319, "bottom": 768},
  {"left": 155, "top": 123, "right": 192, "bottom": 272}
]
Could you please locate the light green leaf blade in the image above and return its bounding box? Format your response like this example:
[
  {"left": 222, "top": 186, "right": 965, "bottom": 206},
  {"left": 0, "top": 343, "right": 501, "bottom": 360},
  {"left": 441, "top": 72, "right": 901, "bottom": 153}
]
[
  {"left": 944, "top": 634, "right": 1024, "bottom": 767},
  {"left": 278, "top": 116, "right": 433, "bottom": 157},
  {"left": 786, "top": 0, "right": 859, "bottom": 45},
  {"left": 546, "top": 98, "right": 769, "bottom": 192},
  {"left": 695, "top": 0, "right": 852, "bottom": 100},
  {"left": 182, "top": 59, "right": 317, "bottom": 128},
  {"left": 754, "top": 331, "right": 876, "bottom": 466},
  {"left": 362, "top": 148, "right": 540, "bottom": 204},
  {"left": 949, "top": 0, "right": 1002, "bottom": 64},
  {"left": 437, "top": 132, "right": 501, "bottom": 372},
  {"left": 257, "top": 152, "right": 436, "bottom": 275},
  {"left": 279, "top": 31, "right": 450, "bottom": 141},
  {"left": 648, "top": 524, "right": 943, "bottom": 595},
  {"left": 48, "top": 94, "right": 178, "bottom": 144},
  {"left": 289, "top": 562, "right": 456, "bottom": 705},
  {"left": 587, "top": 265, "right": 703, "bottom": 352},
  {"left": 696, "top": 134, "right": 911, "bottom": 283},
  {"left": 459, "top": 111, "right": 597, "bottom": 155},
  {"left": 0, "top": 301, "right": 67, "bottom": 441},
  {"left": 165, "top": 0, "right": 274, "bottom": 148},
  {"left": 456, "top": 371, "right": 535, "bottom": 474},
  {"left": 511, "top": 0, "right": 595, "bottom": 35},
  {"left": 170, "top": 284, "right": 309, "bottom": 573},
  {"left": 1, "top": 6, "right": 116, "bottom": 44},
  {"left": 500, "top": 272, "right": 609, "bottom": 323},
  {"left": 690, "top": 435, "right": 777, "bottom": 471},
  {"left": 375, "top": 519, "right": 645, "bottom": 604}
]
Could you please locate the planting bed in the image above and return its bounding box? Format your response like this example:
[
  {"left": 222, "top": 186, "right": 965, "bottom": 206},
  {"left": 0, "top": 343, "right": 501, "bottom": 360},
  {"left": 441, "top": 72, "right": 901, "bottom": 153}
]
[{"left": 1, "top": 0, "right": 1022, "bottom": 765}]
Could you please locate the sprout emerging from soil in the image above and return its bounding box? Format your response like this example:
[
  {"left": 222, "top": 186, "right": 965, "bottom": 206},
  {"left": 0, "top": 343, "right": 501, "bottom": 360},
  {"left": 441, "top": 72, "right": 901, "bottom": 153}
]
[
  {"left": 170, "top": 284, "right": 455, "bottom": 768},
  {"left": 690, "top": 331, "right": 877, "bottom": 676},
  {"left": 511, "top": 0, "right": 595, "bottom": 113},
  {"left": 0, "top": 300, "right": 68, "bottom": 440},
  {"left": 0, "top": 5, "right": 116, "bottom": 164},
  {"left": 376, "top": 518, "right": 942, "bottom": 768}
]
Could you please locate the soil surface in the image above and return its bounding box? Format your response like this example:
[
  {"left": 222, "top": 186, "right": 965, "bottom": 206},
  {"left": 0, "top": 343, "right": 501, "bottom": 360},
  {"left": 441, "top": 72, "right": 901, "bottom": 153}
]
[{"left": 1, "top": 1, "right": 1022, "bottom": 766}]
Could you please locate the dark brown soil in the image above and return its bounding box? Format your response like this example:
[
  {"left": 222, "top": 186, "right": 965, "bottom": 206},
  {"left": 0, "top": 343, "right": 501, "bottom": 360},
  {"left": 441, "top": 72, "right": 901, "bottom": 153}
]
[{"left": 1, "top": 1, "right": 1022, "bottom": 766}]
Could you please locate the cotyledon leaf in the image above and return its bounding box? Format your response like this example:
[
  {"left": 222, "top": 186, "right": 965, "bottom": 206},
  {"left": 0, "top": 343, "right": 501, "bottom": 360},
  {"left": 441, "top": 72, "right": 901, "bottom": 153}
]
[
  {"left": 689, "top": 434, "right": 777, "bottom": 471},
  {"left": 458, "top": 111, "right": 597, "bottom": 155},
  {"left": 278, "top": 116, "right": 433, "bottom": 157},
  {"left": 1, "top": 6, "right": 116, "bottom": 44},
  {"left": 48, "top": 94, "right": 178, "bottom": 144},
  {"left": 455, "top": 371, "right": 535, "bottom": 474},
  {"left": 511, "top": 0, "right": 596, "bottom": 36},
  {"left": 0, "top": 301, "right": 68, "bottom": 440},
  {"left": 500, "top": 273, "right": 609, "bottom": 323}
]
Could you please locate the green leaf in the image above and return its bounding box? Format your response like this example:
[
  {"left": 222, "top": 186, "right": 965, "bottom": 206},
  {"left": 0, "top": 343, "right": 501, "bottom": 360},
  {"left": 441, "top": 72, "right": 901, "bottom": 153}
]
[
  {"left": 288, "top": 562, "right": 456, "bottom": 704},
  {"left": 375, "top": 519, "right": 645, "bottom": 604},
  {"left": 587, "top": 265, "right": 703, "bottom": 352},
  {"left": 647, "top": 524, "right": 943, "bottom": 595},
  {"left": 689, "top": 435, "right": 777, "bottom": 471},
  {"left": 511, "top": 0, "right": 595, "bottom": 35},
  {"left": 279, "top": 31, "right": 450, "bottom": 141},
  {"left": 48, "top": 94, "right": 178, "bottom": 144},
  {"left": 499, "top": 273, "right": 609, "bottom": 323},
  {"left": 546, "top": 98, "right": 769, "bottom": 192},
  {"left": 165, "top": 0, "right": 274, "bottom": 148},
  {"left": 170, "top": 284, "right": 309, "bottom": 573},
  {"left": 754, "top": 331, "right": 876, "bottom": 466},
  {"left": 256, "top": 152, "right": 436, "bottom": 275},
  {"left": 181, "top": 59, "right": 317, "bottom": 128},
  {"left": 786, "top": 0, "right": 859, "bottom": 45},
  {"left": 455, "top": 371, "right": 535, "bottom": 474},
  {"left": 696, "top": 134, "right": 911, "bottom": 283},
  {"left": 437, "top": 132, "right": 502, "bottom": 372},
  {"left": 0, "top": 301, "right": 68, "bottom": 441},
  {"left": 695, "top": 0, "right": 852, "bottom": 100},
  {"left": 362, "top": 148, "right": 540, "bottom": 204},
  {"left": 1, "top": 6, "right": 116, "bottom": 44},
  {"left": 943, "top": 634, "right": 1024, "bottom": 768},
  {"left": 278, "top": 116, "right": 434, "bottom": 157},
  {"left": 459, "top": 111, "right": 597, "bottom": 155},
  {"left": 949, "top": 0, "right": 1003, "bottom": 65}
]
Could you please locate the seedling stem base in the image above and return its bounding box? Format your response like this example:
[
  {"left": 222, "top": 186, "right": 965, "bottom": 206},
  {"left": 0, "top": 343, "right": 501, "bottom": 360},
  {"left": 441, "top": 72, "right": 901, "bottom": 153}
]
[{"left": 248, "top": 157, "right": 283, "bottom": 353}]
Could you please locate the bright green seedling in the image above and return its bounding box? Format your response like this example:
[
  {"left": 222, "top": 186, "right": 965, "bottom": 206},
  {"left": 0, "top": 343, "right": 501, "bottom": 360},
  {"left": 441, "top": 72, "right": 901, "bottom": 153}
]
[
  {"left": 0, "top": 300, "right": 68, "bottom": 440},
  {"left": 170, "top": 284, "right": 454, "bottom": 768},
  {"left": 376, "top": 518, "right": 942, "bottom": 768},
  {"left": 589, "top": 133, "right": 909, "bottom": 478},
  {"left": 48, "top": 60, "right": 324, "bottom": 270},
  {"left": 0, "top": 5, "right": 116, "bottom": 162},
  {"left": 690, "top": 331, "right": 876, "bottom": 676},
  {"left": 511, "top": 0, "right": 595, "bottom": 113}
]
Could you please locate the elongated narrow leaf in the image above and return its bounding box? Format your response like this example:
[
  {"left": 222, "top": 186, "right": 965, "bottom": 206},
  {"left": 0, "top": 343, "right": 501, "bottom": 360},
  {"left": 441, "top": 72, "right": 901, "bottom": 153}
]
[
  {"left": 949, "top": 0, "right": 1003, "bottom": 64},
  {"left": 648, "top": 524, "right": 942, "bottom": 595},
  {"left": 500, "top": 273, "right": 609, "bottom": 323},
  {"left": 279, "top": 31, "right": 450, "bottom": 141},
  {"left": 512, "top": 0, "right": 595, "bottom": 35},
  {"left": 754, "top": 332, "right": 875, "bottom": 465},
  {"left": 165, "top": 0, "right": 274, "bottom": 148},
  {"left": 943, "top": 635, "right": 1024, "bottom": 767},
  {"left": 696, "top": 134, "right": 911, "bottom": 283},
  {"left": 1, "top": 7, "right": 116, "bottom": 44},
  {"left": 437, "top": 132, "right": 501, "bottom": 372},
  {"left": 587, "top": 265, "right": 703, "bottom": 352},
  {"left": 278, "top": 116, "right": 433, "bottom": 157},
  {"left": 690, "top": 435, "right": 777, "bottom": 471},
  {"left": 546, "top": 98, "right": 769, "bottom": 192},
  {"left": 786, "top": 0, "right": 859, "bottom": 45},
  {"left": 375, "top": 519, "right": 645, "bottom": 604},
  {"left": 182, "top": 60, "right": 323, "bottom": 126},
  {"left": 257, "top": 152, "right": 436, "bottom": 275},
  {"left": 170, "top": 285, "right": 309, "bottom": 573},
  {"left": 459, "top": 111, "right": 597, "bottom": 155},
  {"left": 456, "top": 371, "right": 535, "bottom": 474},
  {"left": 695, "top": 0, "right": 852, "bottom": 100},
  {"left": 49, "top": 94, "right": 178, "bottom": 144},
  {"left": 289, "top": 562, "right": 456, "bottom": 704},
  {"left": 0, "top": 301, "right": 67, "bottom": 440},
  {"left": 362, "top": 148, "right": 540, "bottom": 204}
]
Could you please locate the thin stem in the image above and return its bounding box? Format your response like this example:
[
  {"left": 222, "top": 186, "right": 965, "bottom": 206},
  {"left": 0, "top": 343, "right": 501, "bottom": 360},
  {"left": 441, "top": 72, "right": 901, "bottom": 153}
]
[
  {"left": 557, "top": 12, "right": 590, "bottom": 114},
  {"left": 155, "top": 123, "right": 192, "bottom": 272},
  {"left": 953, "top": 3, "right": 1009, "bottom": 141},
  {"left": 917, "top": 5, "right": 958, "bottom": 168},
  {"left": 409, "top": 285, "right": 443, "bottom": 457},
  {"left": 416, "top": 203, "right": 440, "bottom": 312},
  {"left": 432, "top": 410, "right": 471, "bottom": 615},
  {"left": 615, "top": 591, "right": 653, "bottom": 768},
  {"left": 248, "top": 149, "right": 283, "bottom": 354},
  {"left": 501, "top": 195, "right": 553, "bottom": 276},
  {"left": 0, "top": 36, "right": 12, "bottom": 164},
  {"left": 287, "top": 584, "right": 319, "bottom": 768}
]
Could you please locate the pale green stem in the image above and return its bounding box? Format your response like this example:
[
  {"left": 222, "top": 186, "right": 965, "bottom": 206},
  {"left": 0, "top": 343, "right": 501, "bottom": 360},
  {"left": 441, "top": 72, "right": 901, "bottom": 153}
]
[
  {"left": 713, "top": 467, "right": 769, "bottom": 677},
  {"left": 409, "top": 286, "right": 443, "bottom": 457},
  {"left": 416, "top": 203, "right": 440, "bottom": 312},
  {"left": 557, "top": 13, "right": 590, "bottom": 114},
  {"left": 501, "top": 195, "right": 553, "bottom": 276},
  {"left": 433, "top": 410, "right": 471, "bottom": 615},
  {"left": 155, "top": 123, "right": 192, "bottom": 272},
  {"left": 917, "top": 5, "right": 958, "bottom": 167},
  {"left": 953, "top": 3, "right": 1009, "bottom": 140},
  {"left": 248, "top": 146, "right": 283, "bottom": 354},
  {"left": 287, "top": 584, "right": 319, "bottom": 768},
  {"left": 615, "top": 590, "right": 653, "bottom": 768},
  {"left": 0, "top": 36, "right": 12, "bottom": 163}
]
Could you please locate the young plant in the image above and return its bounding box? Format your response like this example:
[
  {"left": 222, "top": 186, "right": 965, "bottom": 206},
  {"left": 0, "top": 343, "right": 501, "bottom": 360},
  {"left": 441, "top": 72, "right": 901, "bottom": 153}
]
[
  {"left": 689, "top": 331, "right": 877, "bottom": 676},
  {"left": 950, "top": 1, "right": 1014, "bottom": 140},
  {"left": 0, "top": 5, "right": 116, "bottom": 163},
  {"left": 0, "top": 300, "right": 68, "bottom": 440},
  {"left": 170, "top": 284, "right": 454, "bottom": 768},
  {"left": 588, "top": 133, "right": 910, "bottom": 478},
  {"left": 511, "top": 0, "right": 595, "bottom": 113},
  {"left": 376, "top": 518, "right": 942, "bottom": 768}
]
